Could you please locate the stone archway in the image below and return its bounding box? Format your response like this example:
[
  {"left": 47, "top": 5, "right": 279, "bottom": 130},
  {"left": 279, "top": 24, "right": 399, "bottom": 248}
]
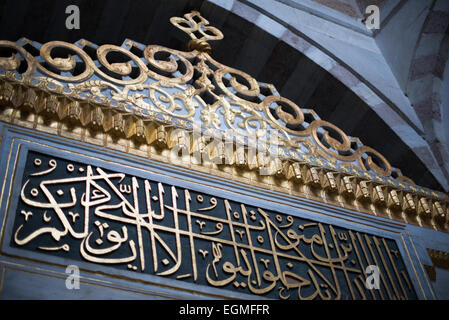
[{"left": 406, "top": 0, "right": 449, "bottom": 187}]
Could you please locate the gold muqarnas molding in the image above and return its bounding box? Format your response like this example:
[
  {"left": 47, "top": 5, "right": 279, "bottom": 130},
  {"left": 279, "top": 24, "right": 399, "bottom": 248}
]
[{"left": 0, "top": 11, "right": 448, "bottom": 232}]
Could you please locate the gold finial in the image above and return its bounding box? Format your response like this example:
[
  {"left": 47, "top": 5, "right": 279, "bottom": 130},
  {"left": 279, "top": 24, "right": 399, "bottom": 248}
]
[{"left": 170, "top": 10, "right": 224, "bottom": 54}]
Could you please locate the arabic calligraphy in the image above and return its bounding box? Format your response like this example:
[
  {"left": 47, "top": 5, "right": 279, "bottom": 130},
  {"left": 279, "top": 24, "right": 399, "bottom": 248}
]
[{"left": 10, "top": 150, "right": 417, "bottom": 300}]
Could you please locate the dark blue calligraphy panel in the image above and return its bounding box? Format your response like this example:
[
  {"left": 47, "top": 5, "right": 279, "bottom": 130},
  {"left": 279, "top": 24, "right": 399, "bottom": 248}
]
[{"left": 10, "top": 150, "right": 417, "bottom": 300}]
